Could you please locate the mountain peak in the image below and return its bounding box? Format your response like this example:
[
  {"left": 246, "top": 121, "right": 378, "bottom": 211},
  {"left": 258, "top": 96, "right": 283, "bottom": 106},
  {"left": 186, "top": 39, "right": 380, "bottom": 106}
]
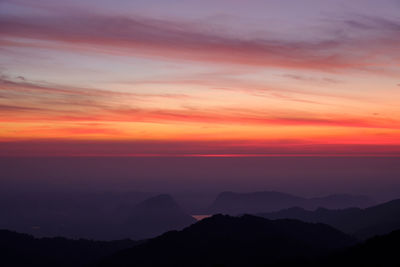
[{"left": 124, "top": 194, "right": 196, "bottom": 239}]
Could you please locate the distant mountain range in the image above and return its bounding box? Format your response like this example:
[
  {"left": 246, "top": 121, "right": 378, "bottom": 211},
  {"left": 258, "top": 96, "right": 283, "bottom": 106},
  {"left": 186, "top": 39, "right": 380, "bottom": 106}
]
[
  {"left": 0, "top": 193, "right": 196, "bottom": 240},
  {"left": 0, "top": 190, "right": 386, "bottom": 241},
  {"left": 258, "top": 199, "right": 400, "bottom": 239},
  {"left": 0, "top": 191, "right": 156, "bottom": 240},
  {"left": 100, "top": 214, "right": 355, "bottom": 266},
  {"left": 208, "top": 191, "right": 375, "bottom": 214}
]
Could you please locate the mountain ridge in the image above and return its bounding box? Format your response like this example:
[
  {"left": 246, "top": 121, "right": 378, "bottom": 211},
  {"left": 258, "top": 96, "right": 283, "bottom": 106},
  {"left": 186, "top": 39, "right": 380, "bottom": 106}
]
[
  {"left": 258, "top": 198, "right": 400, "bottom": 239},
  {"left": 0, "top": 229, "right": 137, "bottom": 267},
  {"left": 100, "top": 214, "right": 355, "bottom": 266},
  {"left": 208, "top": 191, "right": 374, "bottom": 214}
]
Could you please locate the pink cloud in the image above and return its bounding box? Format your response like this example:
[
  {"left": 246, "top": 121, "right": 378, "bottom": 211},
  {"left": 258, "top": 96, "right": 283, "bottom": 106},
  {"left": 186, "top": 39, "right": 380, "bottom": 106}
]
[{"left": 1, "top": 13, "right": 398, "bottom": 72}]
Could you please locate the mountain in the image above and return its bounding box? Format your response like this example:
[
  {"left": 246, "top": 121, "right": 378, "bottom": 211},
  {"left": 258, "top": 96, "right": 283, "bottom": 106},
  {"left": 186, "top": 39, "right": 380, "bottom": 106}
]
[
  {"left": 258, "top": 199, "right": 400, "bottom": 239},
  {"left": 0, "top": 193, "right": 195, "bottom": 241},
  {"left": 317, "top": 230, "right": 400, "bottom": 267},
  {"left": 208, "top": 191, "right": 374, "bottom": 214},
  {"left": 123, "top": 194, "right": 197, "bottom": 239},
  {"left": 2, "top": 217, "right": 398, "bottom": 267},
  {"left": 100, "top": 214, "right": 355, "bottom": 266},
  {"left": 0, "top": 191, "right": 156, "bottom": 240},
  {"left": 0, "top": 229, "right": 137, "bottom": 267},
  {"left": 309, "top": 194, "right": 374, "bottom": 210}
]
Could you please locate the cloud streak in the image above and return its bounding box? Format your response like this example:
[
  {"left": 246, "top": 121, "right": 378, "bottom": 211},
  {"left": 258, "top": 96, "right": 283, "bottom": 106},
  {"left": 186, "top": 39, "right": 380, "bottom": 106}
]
[
  {"left": 1, "top": 102, "right": 398, "bottom": 130},
  {"left": 1, "top": 74, "right": 399, "bottom": 142},
  {"left": 0, "top": 75, "right": 193, "bottom": 115},
  {"left": 1, "top": 12, "right": 399, "bottom": 72}
]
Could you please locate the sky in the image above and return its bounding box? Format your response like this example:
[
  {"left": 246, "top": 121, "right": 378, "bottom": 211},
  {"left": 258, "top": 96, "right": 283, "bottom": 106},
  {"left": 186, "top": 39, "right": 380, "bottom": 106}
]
[{"left": 1, "top": 0, "right": 400, "bottom": 156}]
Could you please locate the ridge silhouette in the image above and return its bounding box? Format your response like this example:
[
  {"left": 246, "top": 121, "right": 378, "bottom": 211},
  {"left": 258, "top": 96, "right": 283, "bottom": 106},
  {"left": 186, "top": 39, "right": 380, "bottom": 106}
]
[
  {"left": 2, "top": 214, "right": 399, "bottom": 266},
  {"left": 258, "top": 198, "right": 400, "bottom": 239},
  {"left": 0, "top": 229, "right": 137, "bottom": 267},
  {"left": 318, "top": 229, "right": 400, "bottom": 267},
  {"left": 208, "top": 191, "right": 374, "bottom": 214},
  {"left": 100, "top": 214, "right": 355, "bottom": 266}
]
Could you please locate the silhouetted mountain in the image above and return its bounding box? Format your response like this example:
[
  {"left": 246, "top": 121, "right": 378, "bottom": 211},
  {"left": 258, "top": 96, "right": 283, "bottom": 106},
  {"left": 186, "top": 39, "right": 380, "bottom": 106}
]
[
  {"left": 0, "top": 229, "right": 137, "bottom": 267},
  {"left": 310, "top": 194, "right": 373, "bottom": 210},
  {"left": 123, "top": 194, "right": 196, "bottom": 239},
  {"left": 258, "top": 199, "right": 400, "bottom": 239},
  {"left": 317, "top": 230, "right": 400, "bottom": 267},
  {"left": 100, "top": 214, "right": 355, "bottom": 266},
  {"left": 3, "top": 218, "right": 398, "bottom": 267},
  {"left": 208, "top": 191, "right": 374, "bottom": 214}
]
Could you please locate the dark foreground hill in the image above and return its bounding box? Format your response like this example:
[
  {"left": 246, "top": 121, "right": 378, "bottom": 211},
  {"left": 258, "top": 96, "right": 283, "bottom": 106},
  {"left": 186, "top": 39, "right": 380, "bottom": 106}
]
[
  {"left": 316, "top": 229, "right": 400, "bottom": 267},
  {"left": 0, "top": 230, "right": 137, "bottom": 267},
  {"left": 2, "top": 215, "right": 399, "bottom": 267},
  {"left": 258, "top": 199, "right": 400, "bottom": 239},
  {"left": 100, "top": 214, "right": 355, "bottom": 267},
  {"left": 208, "top": 191, "right": 373, "bottom": 214}
]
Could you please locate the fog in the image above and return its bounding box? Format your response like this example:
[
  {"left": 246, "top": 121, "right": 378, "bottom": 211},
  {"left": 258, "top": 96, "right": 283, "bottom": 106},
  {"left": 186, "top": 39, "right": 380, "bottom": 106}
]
[{"left": 1, "top": 156, "right": 399, "bottom": 202}]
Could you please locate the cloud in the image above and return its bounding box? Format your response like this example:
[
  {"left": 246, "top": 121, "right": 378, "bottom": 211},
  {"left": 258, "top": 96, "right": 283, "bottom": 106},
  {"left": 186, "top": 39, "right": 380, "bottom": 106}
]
[
  {"left": 0, "top": 104, "right": 44, "bottom": 111},
  {"left": 0, "top": 74, "right": 398, "bottom": 131},
  {"left": 0, "top": 75, "right": 188, "bottom": 99},
  {"left": 343, "top": 15, "right": 400, "bottom": 33},
  {"left": 282, "top": 74, "right": 342, "bottom": 84},
  {"left": 1, "top": 12, "right": 399, "bottom": 72},
  {"left": 0, "top": 74, "right": 398, "bottom": 130},
  {"left": 13, "top": 125, "right": 123, "bottom": 136},
  {"left": 0, "top": 75, "right": 192, "bottom": 113},
  {"left": 9, "top": 106, "right": 393, "bottom": 130},
  {"left": 118, "top": 71, "right": 353, "bottom": 103}
]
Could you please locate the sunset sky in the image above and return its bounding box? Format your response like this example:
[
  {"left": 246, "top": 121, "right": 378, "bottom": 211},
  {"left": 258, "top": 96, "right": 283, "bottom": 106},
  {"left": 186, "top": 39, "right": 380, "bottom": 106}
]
[{"left": 1, "top": 0, "right": 400, "bottom": 156}]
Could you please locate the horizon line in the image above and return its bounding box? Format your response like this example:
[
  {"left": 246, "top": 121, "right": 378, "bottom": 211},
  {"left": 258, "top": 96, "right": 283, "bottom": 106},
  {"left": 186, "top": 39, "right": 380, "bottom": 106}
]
[{"left": 2, "top": 153, "right": 400, "bottom": 158}]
